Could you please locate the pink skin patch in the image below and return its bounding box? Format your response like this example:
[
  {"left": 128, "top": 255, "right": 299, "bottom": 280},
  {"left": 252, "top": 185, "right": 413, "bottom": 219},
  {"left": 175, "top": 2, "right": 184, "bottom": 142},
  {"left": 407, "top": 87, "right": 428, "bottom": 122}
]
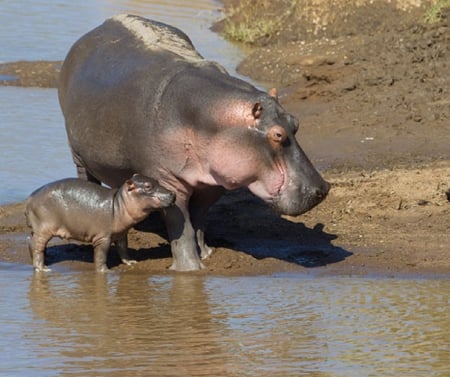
[
  {"left": 248, "top": 156, "right": 286, "bottom": 201},
  {"left": 208, "top": 129, "right": 287, "bottom": 200},
  {"left": 159, "top": 121, "right": 289, "bottom": 206},
  {"left": 208, "top": 99, "right": 259, "bottom": 129}
]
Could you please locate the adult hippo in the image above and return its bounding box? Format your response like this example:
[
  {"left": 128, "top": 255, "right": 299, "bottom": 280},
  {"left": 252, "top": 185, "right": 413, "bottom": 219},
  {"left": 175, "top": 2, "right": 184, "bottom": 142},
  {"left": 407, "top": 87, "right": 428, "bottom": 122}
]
[{"left": 58, "top": 14, "right": 330, "bottom": 271}]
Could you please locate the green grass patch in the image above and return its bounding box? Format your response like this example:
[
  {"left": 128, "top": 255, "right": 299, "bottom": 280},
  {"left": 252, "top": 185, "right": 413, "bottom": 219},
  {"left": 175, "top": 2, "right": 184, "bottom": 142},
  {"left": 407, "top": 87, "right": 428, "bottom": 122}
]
[
  {"left": 221, "top": 0, "right": 291, "bottom": 44},
  {"left": 424, "top": 0, "right": 450, "bottom": 23},
  {"left": 223, "top": 18, "right": 280, "bottom": 44}
]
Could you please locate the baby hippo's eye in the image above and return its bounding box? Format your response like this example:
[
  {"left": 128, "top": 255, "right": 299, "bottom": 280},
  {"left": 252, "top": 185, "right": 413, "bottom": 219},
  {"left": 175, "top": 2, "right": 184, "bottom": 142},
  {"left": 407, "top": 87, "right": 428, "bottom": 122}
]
[{"left": 144, "top": 182, "right": 153, "bottom": 191}]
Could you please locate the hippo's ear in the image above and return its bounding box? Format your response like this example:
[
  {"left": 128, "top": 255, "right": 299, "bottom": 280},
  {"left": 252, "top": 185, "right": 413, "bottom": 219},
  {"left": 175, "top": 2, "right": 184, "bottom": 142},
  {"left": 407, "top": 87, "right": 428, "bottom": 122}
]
[
  {"left": 126, "top": 180, "right": 136, "bottom": 192},
  {"left": 269, "top": 88, "right": 278, "bottom": 100},
  {"left": 252, "top": 102, "right": 262, "bottom": 120}
]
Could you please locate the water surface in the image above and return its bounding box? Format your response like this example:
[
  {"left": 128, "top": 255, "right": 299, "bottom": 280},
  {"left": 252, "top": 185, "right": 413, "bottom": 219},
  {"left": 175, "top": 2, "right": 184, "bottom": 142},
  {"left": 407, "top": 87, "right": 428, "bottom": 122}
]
[{"left": 0, "top": 267, "right": 448, "bottom": 377}]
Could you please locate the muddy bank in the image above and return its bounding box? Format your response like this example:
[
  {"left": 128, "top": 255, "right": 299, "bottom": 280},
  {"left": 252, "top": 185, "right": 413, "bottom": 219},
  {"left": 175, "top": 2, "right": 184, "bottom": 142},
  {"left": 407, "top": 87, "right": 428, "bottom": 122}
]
[
  {"left": 1, "top": 160, "right": 449, "bottom": 276},
  {"left": 219, "top": 0, "right": 450, "bottom": 170},
  {"left": 0, "top": 60, "right": 61, "bottom": 88},
  {"left": 1, "top": 1, "right": 449, "bottom": 275}
]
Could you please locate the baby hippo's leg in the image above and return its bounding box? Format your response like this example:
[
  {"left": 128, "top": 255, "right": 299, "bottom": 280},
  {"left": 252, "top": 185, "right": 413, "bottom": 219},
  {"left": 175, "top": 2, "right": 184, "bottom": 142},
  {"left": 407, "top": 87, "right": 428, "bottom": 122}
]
[
  {"left": 28, "top": 232, "right": 52, "bottom": 272},
  {"left": 115, "top": 234, "right": 137, "bottom": 266},
  {"left": 93, "top": 239, "right": 112, "bottom": 272}
]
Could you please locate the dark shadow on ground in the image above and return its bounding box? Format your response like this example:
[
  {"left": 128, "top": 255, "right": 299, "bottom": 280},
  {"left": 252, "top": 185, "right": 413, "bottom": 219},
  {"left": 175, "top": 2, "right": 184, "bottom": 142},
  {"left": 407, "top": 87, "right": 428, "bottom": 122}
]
[
  {"left": 205, "top": 189, "right": 352, "bottom": 268},
  {"left": 43, "top": 242, "right": 172, "bottom": 270},
  {"left": 43, "top": 189, "right": 351, "bottom": 270},
  {"left": 133, "top": 189, "right": 351, "bottom": 269}
]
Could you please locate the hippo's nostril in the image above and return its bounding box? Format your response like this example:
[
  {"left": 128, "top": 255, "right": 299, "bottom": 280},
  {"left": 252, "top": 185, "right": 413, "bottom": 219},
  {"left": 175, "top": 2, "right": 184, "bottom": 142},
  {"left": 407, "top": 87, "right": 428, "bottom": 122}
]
[{"left": 314, "top": 182, "right": 330, "bottom": 200}]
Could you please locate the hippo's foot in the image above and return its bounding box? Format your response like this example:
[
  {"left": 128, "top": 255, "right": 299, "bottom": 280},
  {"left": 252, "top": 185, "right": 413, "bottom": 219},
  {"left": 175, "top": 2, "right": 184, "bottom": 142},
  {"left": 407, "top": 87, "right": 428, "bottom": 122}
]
[
  {"left": 121, "top": 259, "right": 138, "bottom": 266},
  {"left": 196, "top": 229, "right": 214, "bottom": 260},
  {"left": 96, "top": 264, "right": 110, "bottom": 273},
  {"left": 34, "top": 265, "right": 51, "bottom": 272},
  {"left": 200, "top": 245, "right": 214, "bottom": 260},
  {"left": 169, "top": 256, "right": 205, "bottom": 271}
]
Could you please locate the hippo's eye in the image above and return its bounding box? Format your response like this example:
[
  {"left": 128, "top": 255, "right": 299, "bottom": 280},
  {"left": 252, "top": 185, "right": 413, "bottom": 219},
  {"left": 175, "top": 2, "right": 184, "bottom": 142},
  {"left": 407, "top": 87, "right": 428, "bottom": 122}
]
[
  {"left": 144, "top": 182, "right": 153, "bottom": 191},
  {"left": 268, "top": 125, "right": 287, "bottom": 148}
]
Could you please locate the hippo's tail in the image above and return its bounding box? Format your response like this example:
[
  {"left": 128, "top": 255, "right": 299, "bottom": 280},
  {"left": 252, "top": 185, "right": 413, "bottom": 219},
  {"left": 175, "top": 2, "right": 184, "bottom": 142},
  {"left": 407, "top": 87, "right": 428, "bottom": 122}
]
[{"left": 24, "top": 198, "right": 32, "bottom": 229}]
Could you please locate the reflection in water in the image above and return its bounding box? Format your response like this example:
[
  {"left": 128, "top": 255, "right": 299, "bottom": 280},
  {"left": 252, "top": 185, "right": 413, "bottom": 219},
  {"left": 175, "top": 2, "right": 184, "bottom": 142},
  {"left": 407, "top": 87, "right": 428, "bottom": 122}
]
[
  {"left": 9, "top": 273, "right": 446, "bottom": 377},
  {"left": 28, "top": 273, "right": 234, "bottom": 377}
]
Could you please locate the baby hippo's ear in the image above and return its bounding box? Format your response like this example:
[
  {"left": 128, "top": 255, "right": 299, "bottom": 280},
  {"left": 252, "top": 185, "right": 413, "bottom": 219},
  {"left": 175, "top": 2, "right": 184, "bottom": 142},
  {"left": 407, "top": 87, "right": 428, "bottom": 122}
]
[{"left": 126, "top": 180, "right": 136, "bottom": 192}]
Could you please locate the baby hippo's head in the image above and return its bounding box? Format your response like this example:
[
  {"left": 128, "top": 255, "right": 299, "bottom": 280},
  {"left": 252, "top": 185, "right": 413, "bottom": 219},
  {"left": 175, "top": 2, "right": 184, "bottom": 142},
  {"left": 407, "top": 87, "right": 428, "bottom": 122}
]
[{"left": 122, "top": 174, "right": 175, "bottom": 217}]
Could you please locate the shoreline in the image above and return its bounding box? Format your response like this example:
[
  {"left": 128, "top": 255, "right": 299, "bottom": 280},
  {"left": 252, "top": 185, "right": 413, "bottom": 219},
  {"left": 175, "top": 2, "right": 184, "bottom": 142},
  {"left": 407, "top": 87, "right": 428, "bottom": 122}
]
[
  {"left": 1, "top": 2, "right": 449, "bottom": 276},
  {"left": 1, "top": 160, "right": 449, "bottom": 277}
]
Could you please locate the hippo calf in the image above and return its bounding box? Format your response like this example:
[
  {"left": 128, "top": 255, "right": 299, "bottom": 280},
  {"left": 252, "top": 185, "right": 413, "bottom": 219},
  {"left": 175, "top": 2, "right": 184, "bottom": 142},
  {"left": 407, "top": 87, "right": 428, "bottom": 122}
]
[
  {"left": 25, "top": 174, "right": 175, "bottom": 272},
  {"left": 59, "top": 15, "right": 330, "bottom": 271}
]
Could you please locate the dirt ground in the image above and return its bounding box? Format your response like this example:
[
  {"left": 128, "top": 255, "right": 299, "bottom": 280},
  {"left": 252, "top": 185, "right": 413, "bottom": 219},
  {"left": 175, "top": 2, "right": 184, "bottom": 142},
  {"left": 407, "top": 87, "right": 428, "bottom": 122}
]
[{"left": 0, "top": 2, "right": 449, "bottom": 276}]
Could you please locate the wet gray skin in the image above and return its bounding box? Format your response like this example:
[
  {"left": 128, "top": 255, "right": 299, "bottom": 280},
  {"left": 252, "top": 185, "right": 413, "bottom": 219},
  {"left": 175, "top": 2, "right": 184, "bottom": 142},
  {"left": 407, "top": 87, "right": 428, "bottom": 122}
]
[
  {"left": 58, "top": 15, "right": 330, "bottom": 271},
  {"left": 25, "top": 174, "right": 175, "bottom": 272}
]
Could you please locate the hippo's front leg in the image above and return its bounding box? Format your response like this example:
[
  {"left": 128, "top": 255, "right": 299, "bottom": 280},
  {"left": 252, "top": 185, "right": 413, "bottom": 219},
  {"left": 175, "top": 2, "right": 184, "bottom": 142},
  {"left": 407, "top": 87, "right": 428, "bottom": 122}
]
[
  {"left": 163, "top": 204, "right": 204, "bottom": 271},
  {"left": 93, "top": 238, "right": 112, "bottom": 272}
]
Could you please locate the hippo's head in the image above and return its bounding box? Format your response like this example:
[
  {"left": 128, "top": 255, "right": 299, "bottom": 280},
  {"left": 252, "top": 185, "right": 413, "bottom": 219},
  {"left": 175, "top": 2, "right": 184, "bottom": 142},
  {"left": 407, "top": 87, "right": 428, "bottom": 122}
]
[{"left": 208, "top": 89, "right": 330, "bottom": 216}]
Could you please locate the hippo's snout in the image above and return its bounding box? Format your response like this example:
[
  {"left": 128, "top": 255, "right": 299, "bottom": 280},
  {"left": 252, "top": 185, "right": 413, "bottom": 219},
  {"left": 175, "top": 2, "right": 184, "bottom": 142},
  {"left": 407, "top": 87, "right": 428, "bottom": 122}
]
[
  {"left": 155, "top": 189, "right": 176, "bottom": 207},
  {"left": 313, "top": 180, "right": 331, "bottom": 201},
  {"left": 273, "top": 178, "right": 330, "bottom": 216}
]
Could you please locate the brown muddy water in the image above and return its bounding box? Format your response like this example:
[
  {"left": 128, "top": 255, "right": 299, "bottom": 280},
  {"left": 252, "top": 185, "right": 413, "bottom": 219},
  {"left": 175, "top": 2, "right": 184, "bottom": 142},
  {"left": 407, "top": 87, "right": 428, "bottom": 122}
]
[
  {"left": 1, "top": 1, "right": 450, "bottom": 376},
  {"left": 1, "top": 263, "right": 449, "bottom": 377}
]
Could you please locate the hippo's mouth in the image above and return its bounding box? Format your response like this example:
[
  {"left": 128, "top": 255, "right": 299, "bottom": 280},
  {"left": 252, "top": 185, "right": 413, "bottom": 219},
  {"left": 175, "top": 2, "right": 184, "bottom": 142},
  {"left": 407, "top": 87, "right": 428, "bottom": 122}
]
[
  {"left": 248, "top": 156, "right": 286, "bottom": 203},
  {"left": 274, "top": 157, "right": 287, "bottom": 197},
  {"left": 251, "top": 157, "right": 326, "bottom": 216}
]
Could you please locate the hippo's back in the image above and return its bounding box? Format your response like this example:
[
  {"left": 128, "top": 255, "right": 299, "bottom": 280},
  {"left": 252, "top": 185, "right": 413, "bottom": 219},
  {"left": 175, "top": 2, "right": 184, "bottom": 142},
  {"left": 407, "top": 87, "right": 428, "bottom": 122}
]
[
  {"left": 59, "top": 15, "right": 204, "bottom": 105},
  {"left": 58, "top": 15, "right": 217, "bottom": 187},
  {"left": 109, "top": 14, "right": 203, "bottom": 61},
  {"left": 27, "top": 179, "right": 113, "bottom": 213}
]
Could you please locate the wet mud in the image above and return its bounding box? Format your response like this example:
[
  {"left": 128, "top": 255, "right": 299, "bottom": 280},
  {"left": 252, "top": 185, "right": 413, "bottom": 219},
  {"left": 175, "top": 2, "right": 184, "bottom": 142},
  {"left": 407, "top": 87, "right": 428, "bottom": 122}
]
[
  {"left": 0, "top": 60, "right": 61, "bottom": 88},
  {"left": 1, "top": 2, "right": 449, "bottom": 276}
]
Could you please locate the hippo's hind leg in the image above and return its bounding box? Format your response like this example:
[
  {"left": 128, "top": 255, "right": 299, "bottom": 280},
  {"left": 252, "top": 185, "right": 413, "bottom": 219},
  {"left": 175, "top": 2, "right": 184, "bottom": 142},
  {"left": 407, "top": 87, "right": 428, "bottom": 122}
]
[
  {"left": 189, "top": 186, "right": 224, "bottom": 260},
  {"left": 164, "top": 204, "right": 205, "bottom": 271},
  {"left": 72, "top": 150, "right": 101, "bottom": 184},
  {"left": 28, "top": 231, "right": 52, "bottom": 272},
  {"left": 115, "top": 234, "right": 137, "bottom": 266}
]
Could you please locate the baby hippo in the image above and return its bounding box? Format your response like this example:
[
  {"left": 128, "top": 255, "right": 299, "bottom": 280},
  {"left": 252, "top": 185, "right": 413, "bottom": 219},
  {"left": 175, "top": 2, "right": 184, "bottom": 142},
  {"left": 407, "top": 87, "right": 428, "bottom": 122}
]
[{"left": 25, "top": 174, "right": 175, "bottom": 272}]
